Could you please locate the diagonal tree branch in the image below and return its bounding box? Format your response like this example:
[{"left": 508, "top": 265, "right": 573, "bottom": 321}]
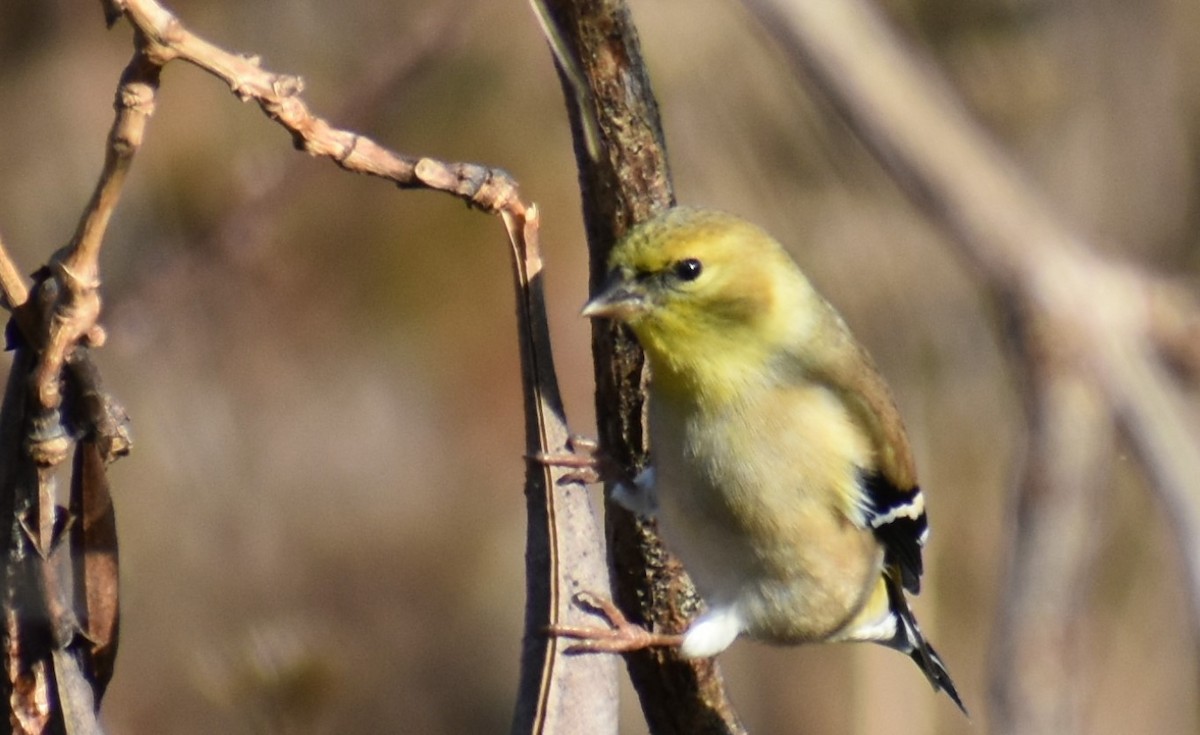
[
  {"left": 109, "top": 0, "right": 523, "bottom": 215},
  {"left": 23, "top": 49, "right": 157, "bottom": 468}
]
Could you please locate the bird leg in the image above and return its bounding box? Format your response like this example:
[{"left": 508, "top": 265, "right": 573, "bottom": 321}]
[
  {"left": 547, "top": 591, "right": 684, "bottom": 653},
  {"left": 529, "top": 434, "right": 624, "bottom": 487},
  {"left": 531, "top": 436, "right": 659, "bottom": 515}
]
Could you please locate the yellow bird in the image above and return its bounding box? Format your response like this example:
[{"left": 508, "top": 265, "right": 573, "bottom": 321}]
[{"left": 559, "top": 206, "right": 964, "bottom": 712}]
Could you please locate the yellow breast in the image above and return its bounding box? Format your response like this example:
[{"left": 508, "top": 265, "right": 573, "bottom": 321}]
[{"left": 649, "top": 374, "right": 882, "bottom": 642}]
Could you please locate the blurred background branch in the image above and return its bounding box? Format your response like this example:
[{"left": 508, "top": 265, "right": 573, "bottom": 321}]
[{"left": 740, "top": 0, "right": 1200, "bottom": 733}]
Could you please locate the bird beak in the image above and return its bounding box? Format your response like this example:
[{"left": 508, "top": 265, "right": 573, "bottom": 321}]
[{"left": 582, "top": 273, "right": 646, "bottom": 320}]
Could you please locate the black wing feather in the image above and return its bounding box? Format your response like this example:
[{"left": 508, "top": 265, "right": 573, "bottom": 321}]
[{"left": 861, "top": 470, "right": 928, "bottom": 594}]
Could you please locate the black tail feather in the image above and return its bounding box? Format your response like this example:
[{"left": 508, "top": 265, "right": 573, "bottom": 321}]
[
  {"left": 885, "top": 573, "right": 969, "bottom": 715},
  {"left": 910, "top": 639, "right": 967, "bottom": 715}
]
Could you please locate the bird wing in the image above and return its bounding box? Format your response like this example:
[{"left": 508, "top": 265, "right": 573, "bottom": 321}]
[
  {"left": 790, "top": 307, "right": 929, "bottom": 594},
  {"left": 860, "top": 471, "right": 927, "bottom": 594}
]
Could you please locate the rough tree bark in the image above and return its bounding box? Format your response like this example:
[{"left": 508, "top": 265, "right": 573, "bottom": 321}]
[{"left": 537, "top": 1, "right": 748, "bottom": 733}]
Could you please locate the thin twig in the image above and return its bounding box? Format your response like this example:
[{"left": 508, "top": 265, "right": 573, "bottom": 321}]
[
  {"left": 111, "top": 0, "right": 523, "bottom": 215},
  {"left": 0, "top": 233, "right": 29, "bottom": 311},
  {"left": 102, "top": 2, "right": 619, "bottom": 732},
  {"left": 0, "top": 233, "right": 37, "bottom": 348},
  {"left": 22, "top": 49, "right": 158, "bottom": 466}
]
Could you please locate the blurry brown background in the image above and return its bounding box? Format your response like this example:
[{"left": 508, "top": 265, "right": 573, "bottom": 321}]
[{"left": 1, "top": 0, "right": 1198, "bottom": 733}]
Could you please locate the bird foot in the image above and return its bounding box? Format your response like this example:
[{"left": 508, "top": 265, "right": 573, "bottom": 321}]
[
  {"left": 529, "top": 435, "right": 624, "bottom": 487},
  {"left": 547, "top": 591, "right": 684, "bottom": 654}
]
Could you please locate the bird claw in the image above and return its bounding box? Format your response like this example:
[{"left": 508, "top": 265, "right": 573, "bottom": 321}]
[
  {"left": 546, "top": 591, "right": 683, "bottom": 654},
  {"left": 529, "top": 435, "right": 624, "bottom": 487}
]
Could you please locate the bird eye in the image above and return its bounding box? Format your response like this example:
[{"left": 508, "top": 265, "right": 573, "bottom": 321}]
[{"left": 673, "top": 258, "right": 703, "bottom": 282}]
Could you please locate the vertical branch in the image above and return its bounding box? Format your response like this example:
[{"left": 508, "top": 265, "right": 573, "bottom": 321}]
[
  {"left": 31, "top": 51, "right": 160, "bottom": 425},
  {"left": 1, "top": 33, "right": 154, "bottom": 732},
  {"left": 538, "top": 1, "right": 746, "bottom": 732},
  {"left": 505, "top": 209, "right": 620, "bottom": 735},
  {"left": 1, "top": 348, "right": 45, "bottom": 734},
  {"left": 990, "top": 343, "right": 1112, "bottom": 735}
]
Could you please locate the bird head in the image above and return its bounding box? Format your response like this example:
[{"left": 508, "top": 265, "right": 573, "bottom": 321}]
[{"left": 584, "top": 207, "right": 819, "bottom": 398}]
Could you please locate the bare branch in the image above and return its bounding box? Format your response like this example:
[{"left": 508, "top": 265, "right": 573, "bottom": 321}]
[
  {"left": 990, "top": 362, "right": 1112, "bottom": 734},
  {"left": 0, "top": 233, "right": 38, "bottom": 352},
  {"left": 0, "top": 233, "right": 29, "bottom": 312},
  {"left": 505, "top": 209, "right": 619, "bottom": 735},
  {"left": 111, "top": 0, "right": 523, "bottom": 215},
  {"left": 102, "top": 1, "right": 620, "bottom": 731},
  {"left": 27, "top": 51, "right": 157, "bottom": 430},
  {"left": 3, "top": 0, "right": 622, "bottom": 728}
]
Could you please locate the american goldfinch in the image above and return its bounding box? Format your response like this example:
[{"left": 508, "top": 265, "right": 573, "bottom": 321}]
[{"left": 560, "top": 206, "right": 964, "bottom": 712}]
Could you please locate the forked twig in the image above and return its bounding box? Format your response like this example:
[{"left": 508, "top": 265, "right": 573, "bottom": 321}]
[
  {"left": 2, "top": 0, "right": 622, "bottom": 731},
  {"left": 110, "top": 0, "right": 523, "bottom": 215},
  {"left": 24, "top": 52, "right": 156, "bottom": 442},
  {"left": 104, "top": 2, "right": 615, "bottom": 733}
]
